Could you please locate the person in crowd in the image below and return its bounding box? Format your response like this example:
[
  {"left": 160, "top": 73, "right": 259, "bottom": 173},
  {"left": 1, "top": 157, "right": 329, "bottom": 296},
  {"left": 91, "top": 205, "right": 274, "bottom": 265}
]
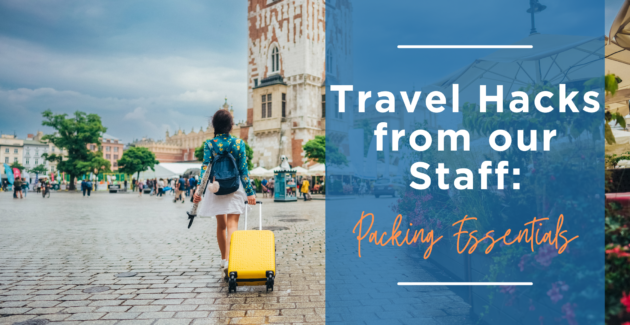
[
  {"left": 14, "top": 177, "right": 23, "bottom": 199},
  {"left": 189, "top": 176, "right": 198, "bottom": 202},
  {"left": 138, "top": 179, "right": 144, "bottom": 197},
  {"left": 297, "top": 177, "right": 302, "bottom": 198},
  {"left": 301, "top": 177, "right": 310, "bottom": 201},
  {"left": 124, "top": 179, "right": 128, "bottom": 191},
  {"left": 81, "top": 179, "right": 87, "bottom": 196},
  {"left": 174, "top": 175, "right": 185, "bottom": 203},
  {"left": 185, "top": 176, "right": 191, "bottom": 198},
  {"left": 157, "top": 178, "right": 164, "bottom": 197},
  {"left": 268, "top": 177, "right": 275, "bottom": 198},
  {"left": 22, "top": 178, "right": 29, "bottom": 197},
  {"left": 132, "top": 178, "right": 136, "bottom": 192},
  {"left": 193, "top": 109, "right": 256, "bottom": 271},
  {"left": 261, "top": 177, "right": 268, "bottom": 198}
]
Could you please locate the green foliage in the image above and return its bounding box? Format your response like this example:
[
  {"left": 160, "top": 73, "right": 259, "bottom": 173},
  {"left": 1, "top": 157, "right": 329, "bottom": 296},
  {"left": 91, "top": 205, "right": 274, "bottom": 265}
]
[
  {"left": 606, "top": 74, "right": 621, "bottom": 96},
  {"left": 244, "top": 141, "right": 254, "bottom": 170},
  {"left": 194, "top": 145, "right": 204, "bottom": 162},
  {"left": 29, "top": 164, "right": 48, "bottom": 175},
  {"left": 194, "top": 138, "right": 253, "bottom": 170},
  {"left": 9, "top": 161, "right": 24, "bottom": 171},
  {"left": 303, "top": 135, "right": 347, "bottom": 165},
  {"left": 606, "top": 111, "right": 627, "bottom": 145},
  {"left": 40, "top": 110, "right": 107, "bottom": 190},
  {"left": 606, "top": 152, "right": 630, "bottom": 169},
  {"left": 77, "top": 151, "right": 111, "bottom": 175},
  {"left": 117, "top": 147, "right": 159, "bottom": 179}
]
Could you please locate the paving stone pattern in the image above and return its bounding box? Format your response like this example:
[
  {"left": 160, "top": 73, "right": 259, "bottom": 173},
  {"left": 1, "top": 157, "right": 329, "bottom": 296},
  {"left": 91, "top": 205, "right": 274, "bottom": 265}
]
[{"left": 0, "top": 192, "right": 324, "bottom": 325}]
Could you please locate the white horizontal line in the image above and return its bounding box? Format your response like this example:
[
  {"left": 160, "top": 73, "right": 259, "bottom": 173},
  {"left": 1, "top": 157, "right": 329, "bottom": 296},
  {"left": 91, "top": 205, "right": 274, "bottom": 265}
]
[
  {"left": 398, "top": 45, "right": 533, "bottom": 49},
  {"left": 398, "top": 282, "right": 533, "bottom": 286}
]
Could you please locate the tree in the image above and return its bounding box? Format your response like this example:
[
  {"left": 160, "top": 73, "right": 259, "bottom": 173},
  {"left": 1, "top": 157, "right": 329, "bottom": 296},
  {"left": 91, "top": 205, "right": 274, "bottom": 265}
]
[
  {"left": 9, "top": 161, "right": 25, "bottom": 171},
  {"left": 117, "top": 147, "right": 159, "bottom": 180},
  {"left": 41, "top": 110, "right": 107, "bottom": 190},
  {"left": 194, "top": 139, "right": 254, "bottom": 170},
  {"left": 303, "top": 135, "right": 347, "bottom": 166},
  {"left": 77, "top": 151, "right": 111, "bottom": 177},
  {"left": 29, "top": 164, "right": 48, "bottom": 175}
]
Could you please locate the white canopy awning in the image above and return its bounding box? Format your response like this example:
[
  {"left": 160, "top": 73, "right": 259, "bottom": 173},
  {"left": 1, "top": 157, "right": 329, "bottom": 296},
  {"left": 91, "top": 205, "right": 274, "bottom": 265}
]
[
  {"left": 136, "top": 163, "right": 199, "bottom": 180},
  {"left": 249, "top": 167, "right": 273, "bottom": 177},
  {"left": 428, "top": 34, "right": 604, "bottom": 101}
]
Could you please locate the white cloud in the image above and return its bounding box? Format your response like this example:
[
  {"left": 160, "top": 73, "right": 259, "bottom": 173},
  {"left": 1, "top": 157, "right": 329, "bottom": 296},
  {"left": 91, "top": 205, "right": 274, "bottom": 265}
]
[{"left": 124, "top": 107, "right": 147, "bottom": 120}]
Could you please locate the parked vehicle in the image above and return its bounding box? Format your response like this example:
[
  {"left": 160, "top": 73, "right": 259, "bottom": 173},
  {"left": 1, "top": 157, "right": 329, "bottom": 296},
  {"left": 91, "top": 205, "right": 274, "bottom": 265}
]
[{"left": 373, "top": 177, "right": 405, "bottom": 198}]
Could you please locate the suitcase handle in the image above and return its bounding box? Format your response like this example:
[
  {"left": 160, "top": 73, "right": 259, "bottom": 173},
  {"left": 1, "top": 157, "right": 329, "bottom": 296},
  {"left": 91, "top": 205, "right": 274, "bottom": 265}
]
[{"left": 243, "top": 201, "right": 263, "bottom": 230}]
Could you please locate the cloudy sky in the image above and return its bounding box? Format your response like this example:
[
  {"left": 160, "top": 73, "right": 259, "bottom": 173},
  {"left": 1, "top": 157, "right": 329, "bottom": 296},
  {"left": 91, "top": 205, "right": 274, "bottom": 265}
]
[
  {"left": 0, "top": 0, "right": 247, "bottom": 143},
  {"left": 0, "top": 0, "right": 621, "bottom": 143}
]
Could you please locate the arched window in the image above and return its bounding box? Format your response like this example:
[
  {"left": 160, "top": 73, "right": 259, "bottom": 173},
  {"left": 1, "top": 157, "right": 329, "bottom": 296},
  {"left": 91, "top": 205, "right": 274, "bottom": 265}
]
[{"left": 271, "top": 46, "right": 280, "bottom": 73}]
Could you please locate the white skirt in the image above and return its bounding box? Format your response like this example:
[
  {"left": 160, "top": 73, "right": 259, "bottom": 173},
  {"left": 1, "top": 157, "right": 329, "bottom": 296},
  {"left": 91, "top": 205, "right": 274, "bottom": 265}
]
[{"left": 198, "top": 179, "right": 249, "bottom": 217}]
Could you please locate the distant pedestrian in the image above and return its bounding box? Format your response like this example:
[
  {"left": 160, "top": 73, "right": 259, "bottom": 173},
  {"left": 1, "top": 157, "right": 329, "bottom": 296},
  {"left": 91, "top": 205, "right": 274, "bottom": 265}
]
[
  {"left": 157, "top": 178, "right": 164, "bottom": 197},
  {"left": 174, "top": 175, "right": 185, "bottom": 203},
  {"left": 124, "top": 179, "right": 128, "bottom": 191},
  {"left": 301, "top": 178, "right": 310, "bottom": 201},
  {"left": 268, "top": 178, "right": 275, "bottom": 198},
  {"left": 189, "top": 176, "right": 198, "bottom": 202},
  {"left": 138, "top": 179, "right": 144, "bottom": 197},
  {"left": 14, "top": 177, "right": 23, "bottom": 199},
  {"left": 132, "top": 178, "right": 137, "bottom": 192},
  {"left": 22, "top": 178, "right": 29, "bottom": 197}
]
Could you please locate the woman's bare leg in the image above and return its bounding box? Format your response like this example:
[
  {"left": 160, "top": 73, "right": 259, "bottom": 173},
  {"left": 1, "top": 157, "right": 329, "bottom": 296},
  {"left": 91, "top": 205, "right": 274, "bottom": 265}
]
[
  {"left": 225, "top": 214, "right": 240, "bottom": 260},
  {"left": 216, "top": 214, "right": 227, "bottom": 260}
]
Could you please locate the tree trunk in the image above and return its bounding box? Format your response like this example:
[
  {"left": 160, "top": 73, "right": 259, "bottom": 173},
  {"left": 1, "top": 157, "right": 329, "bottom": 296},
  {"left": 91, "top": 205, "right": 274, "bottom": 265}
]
[{"left": 68, "top": 174, "right": 76, "bottom": 191}]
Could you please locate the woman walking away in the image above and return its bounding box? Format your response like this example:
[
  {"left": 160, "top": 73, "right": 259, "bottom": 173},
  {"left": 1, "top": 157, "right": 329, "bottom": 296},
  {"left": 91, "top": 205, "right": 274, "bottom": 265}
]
[{"left": 193, "top": 109, "right": 256, "bottom": 272}]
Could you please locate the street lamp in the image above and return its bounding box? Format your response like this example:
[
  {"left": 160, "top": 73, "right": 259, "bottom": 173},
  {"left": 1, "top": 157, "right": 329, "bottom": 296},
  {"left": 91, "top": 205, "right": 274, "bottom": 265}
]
[{"left": 527, "top": 0, "right": 546, "bottom": 35}]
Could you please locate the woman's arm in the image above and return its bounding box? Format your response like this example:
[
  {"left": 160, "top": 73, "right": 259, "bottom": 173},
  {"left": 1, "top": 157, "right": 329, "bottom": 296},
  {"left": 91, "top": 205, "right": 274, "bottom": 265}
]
[
  {"left": 200, "top": 140, "right": 213, "bottom": 180},
  {"left": 235, "top": 139, "right": 255, "bottom": 196}
]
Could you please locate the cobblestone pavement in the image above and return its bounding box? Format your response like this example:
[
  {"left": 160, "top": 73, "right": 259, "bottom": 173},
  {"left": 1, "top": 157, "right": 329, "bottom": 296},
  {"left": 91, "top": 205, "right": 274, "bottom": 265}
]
[{"left": 0, "top": 192, "right": 324, "bottom": 325}]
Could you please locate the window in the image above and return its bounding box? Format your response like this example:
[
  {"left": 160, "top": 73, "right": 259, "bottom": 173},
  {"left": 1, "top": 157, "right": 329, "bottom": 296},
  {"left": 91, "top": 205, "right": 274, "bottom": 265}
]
[
  {"left": 4, "top": 148, "right": 8, "bottom": 153},
  {"left": 14, "top": 157, "right": 17, "bottom": 163},
  {"left": 35, "top": 159, "right": 38, "bottom": 165},
  {"left": 106, "top": 146, "right": 111, "bottom": 152},
  {"left": 262, "top": 94, "right": 272, "bottom": 118},
  {"left": 14, "top": 149, "right": 18, "bottom": 154},
  {"left": 52, "top": 148, "right": 55, "bottom": 153},
  {"left": 282, "top": 93, "right": 286, "bottom": 118},
  {"left": 113, "top": 161, "right": 118, "bottom": 168},
  {"left": 4, "top": 157, "right": 7, "bottom": 163},
  {"left": 254, "top": 79, "right": 258, "bottom": 87},
  {"left": 114, "top": 154, "right": 118, "bottom": 160},
  {"left": 322, "top": 94, "right": 326, "bottom": 118},
  {"left": 271, "top": 46, "right": 280, "bottom": 73},
  {"left": 25, "top": 159, "right": 29, "bottom": 165},
  {"left": 90, "top": 145, "right": 96, "bottom": 151},
  {"left": 106, "top": 154, "right": 111, "bottom": 159},
  {"left": 114, "top": 147, "right": 119, "bottom": 152}
]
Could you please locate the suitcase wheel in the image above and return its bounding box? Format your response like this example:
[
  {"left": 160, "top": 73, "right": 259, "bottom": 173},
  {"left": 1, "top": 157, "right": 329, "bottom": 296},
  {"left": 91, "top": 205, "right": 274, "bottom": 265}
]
[
  {"left": 228, "top": 272, "right": 237, "bottom": 293},
  {"left": 266, "top": 271, "right": 275, "bottom": 293}
]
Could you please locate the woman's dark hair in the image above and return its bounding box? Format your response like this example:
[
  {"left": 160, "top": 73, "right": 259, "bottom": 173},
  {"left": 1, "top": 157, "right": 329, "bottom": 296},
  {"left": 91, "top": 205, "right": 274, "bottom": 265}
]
[{"left": 212, "top": 109, "right": 233, "bottom": 136}]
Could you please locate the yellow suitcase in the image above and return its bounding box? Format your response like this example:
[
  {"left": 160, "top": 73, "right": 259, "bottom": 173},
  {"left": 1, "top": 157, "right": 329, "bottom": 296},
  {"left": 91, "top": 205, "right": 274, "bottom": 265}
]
[{"left": 227, "top": 201, "right": 276, "bottom": 293}]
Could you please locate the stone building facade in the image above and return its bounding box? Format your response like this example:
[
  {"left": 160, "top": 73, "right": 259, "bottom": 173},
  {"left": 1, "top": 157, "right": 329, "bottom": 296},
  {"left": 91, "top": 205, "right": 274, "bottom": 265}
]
[
  {"left": 246, "top": 0, "right": 326, "bottom": 168},
  {"left": 133, "top": 99, "right": 243, "bottom": 163},
  {"left": 135, "top": 0, "right": 326, "bottom": 168}
]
